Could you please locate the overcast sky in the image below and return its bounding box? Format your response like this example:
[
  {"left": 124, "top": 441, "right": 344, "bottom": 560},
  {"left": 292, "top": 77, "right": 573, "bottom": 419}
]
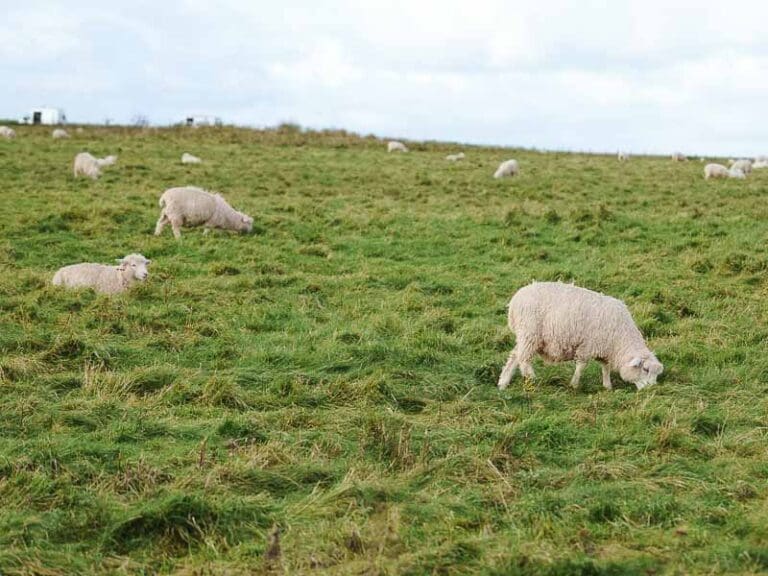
[{"left": 3, "top": 1, "right": 767, "bottom": 155}]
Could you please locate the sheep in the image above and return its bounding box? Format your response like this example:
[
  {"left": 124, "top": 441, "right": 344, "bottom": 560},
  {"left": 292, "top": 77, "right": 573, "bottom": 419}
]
[
  {"left": 155, "top": 186, "right": 254, "bottom": 239},
  {"left": 387, "top": 141, "right": 408, "bottom": 153},
  {"left": 752, "top": 160, "right": 768, "bottom": 169},
  {"left": 181, "top": 152, "right": 202, "bottom": 164},
  {"left": 704, "top": 163, "right": 729, "bottom": 179},
  {"left": 671, "top": 152, "right": 687, "bottom": 162},
  {"left": 497, "top": 282, "right": 663, "bottom": 392},
  {"left": 493, "top": 159, "right": 519, "bottom": 179},
  {"left": 730, "top": 159, "right": 752, "bottom": 174},
  {"left": 728, "top": 167, "right": 746, "bottom": 179},
  {"left": 52, "top": 128, "right": 70, "bottom": 139},
  {"left": 52, "top": 254, "right": 151, "bottom": 295},
  {"left": 445, "top": 152, "right": 465, "bottom": 162},
  {"left": 73, "top": 152, "right": 118, "bottom": 179},
  {"left": 617, "top": 151, "right": 629, "bottom": 162},
  {"left": 0, "top": 126, "right": 16, "bottom": 139},
  {"left": 755, "top": 155, "right": 768, "bottom": 163}
]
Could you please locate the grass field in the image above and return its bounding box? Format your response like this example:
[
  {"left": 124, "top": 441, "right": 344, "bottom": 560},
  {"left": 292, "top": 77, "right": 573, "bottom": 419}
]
[{"left": 1, "top": 125, "right": 767, "bottom": 575}]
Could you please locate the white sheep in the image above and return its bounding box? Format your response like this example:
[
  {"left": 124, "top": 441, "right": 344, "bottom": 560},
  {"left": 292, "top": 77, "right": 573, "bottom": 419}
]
[
  {"left": 52, "top": 254, "right": 151, "bottom": 295},
  {"left": 755, "top": 155, "right": 768, "bottom": 163},
  {"left": 728, "top": 167, "right": 746, "bottom": 179},
  {"left": 752, "top": 160, "right": 768, "bottom": 169},
  {"left": 730, "top": 159, "right": 752, "bottom": 174},
  {"left": 73, "top": 152, "right": 118, "bottom": 179},
  {"left": 617, "top": 151, "right": 629, "bottom": 162},
  {"left": 445, "top": 152, "right": 465, "bottom": 161},
  {"left": 497, "top": 282, "right": 663, "bottom": 391},
  {"left": 181, "top": 152, "right": 202, "bottom": 164},
  {"left": 387, "top": 141, "right": 408, "bottom": 153},
  {"left": 0, "top": 126, "right": 16, "bottom": 140},
  {"left": 155, "top": 186, "right": 254, "bottom": 239},
  {"left": 671, "top": 152, "right": 687, "bottom": 162},
  {"left": 493, "top": 159, "right": 519, "bottom": 179},
  {"left": 704, "top": 163, "right": 729, "bottom": 179},
  {"left": 52, "top": 128, "right": 70, "bottom": 139}
]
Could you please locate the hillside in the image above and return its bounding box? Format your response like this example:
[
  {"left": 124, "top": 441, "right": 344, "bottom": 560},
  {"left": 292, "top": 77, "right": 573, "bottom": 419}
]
[{"left": 0, "top": 126, "right": 767, "bottom": 574}]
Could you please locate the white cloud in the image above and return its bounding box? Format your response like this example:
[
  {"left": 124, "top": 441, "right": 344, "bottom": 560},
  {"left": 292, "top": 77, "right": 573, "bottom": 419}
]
[{"left": 3, "top": 0, "right": 768, "bottom": 155}]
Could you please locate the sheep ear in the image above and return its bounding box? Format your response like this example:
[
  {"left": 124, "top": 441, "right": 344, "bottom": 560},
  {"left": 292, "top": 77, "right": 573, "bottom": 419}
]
[{"left": 628, "top": 357, "right": 643, "bottom": 368}]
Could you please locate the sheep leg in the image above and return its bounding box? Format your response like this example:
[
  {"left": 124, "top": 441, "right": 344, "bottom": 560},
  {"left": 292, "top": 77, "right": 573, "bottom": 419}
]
[
  {"left": 170, "top": 217, "right": 183, "bottom": 239},
  {"left": 601, "top": 363, "right": 612, "bottom": 390},
  {"left": 497, "top": 348, "right": 518, "bottom": 390},
  {"left": 570, "top": 360, "right": 587, "bottom": 389},
  {"left": 154, "top": 213, "right": 168, "bottom": 236}
]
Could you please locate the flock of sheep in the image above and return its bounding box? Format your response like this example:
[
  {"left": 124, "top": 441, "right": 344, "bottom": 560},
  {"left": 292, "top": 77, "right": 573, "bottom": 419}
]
[{"left": 4, "top": 127, "right": 761, "bottom": 392}]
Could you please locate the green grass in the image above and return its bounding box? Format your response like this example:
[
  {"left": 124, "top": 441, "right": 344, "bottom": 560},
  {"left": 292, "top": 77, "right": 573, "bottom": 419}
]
[{"left": 0, "top": 125, "right": 767, "bottom": 574}]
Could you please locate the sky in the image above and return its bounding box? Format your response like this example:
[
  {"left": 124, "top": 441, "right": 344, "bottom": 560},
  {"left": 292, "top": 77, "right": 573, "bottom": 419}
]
[{"left": 3, "top": 0, "right": 768, "bottom": 156}]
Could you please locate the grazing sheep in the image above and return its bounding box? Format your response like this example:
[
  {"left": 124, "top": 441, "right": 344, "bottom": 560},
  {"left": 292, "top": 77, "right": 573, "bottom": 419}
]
[
  {"left": 728, "top": 167, "right": 746, "bottom": 179},
  {"left": 52, "top": 254, "right": 151, "bottom": 295},
  {"left": 497, "top": 282, "right": 663, "bottom": 391},
  {"left": 52, "top": 128, "right": 70, "bottom": 139},
  {"left": 493, "top": 159, "right": 519, "bottom": 179},
  {"left": 730, "top": 159, "right": 752, "bottom": 174},
  {"left": 445, "top": 152, "right": 465, "bottom": 162},
  {"left": 0, "top": 126, "right": 16, "bottom": 139},
  {"left": 671, "top": 152, "right": 687, "bottom": 162},
  {"left": 704, "top": 163, "right": 729, "bottom": 179},
  {"left": 752, "top": 160, "right": 768, "bottom": 169},
  {"left": 181, "top": 152, "right": 202, "bottom": 164},
  {"left": 755, "top": 155, "right": 768, "bottom": 163},
  {"left": 387, "top": 141, "right": 408, "bottom": 153},
  {"left": 699, "top": 157, "right": 706, "bottom": 162},
  {"left": 617, "top": 151, "right": 629, "bottom": 162},
  {"left": 73, "top": 152, "right": 118, "bottom": 179},
  {"left": 155, "top": 186, "right": 253, "bottom": 239}
]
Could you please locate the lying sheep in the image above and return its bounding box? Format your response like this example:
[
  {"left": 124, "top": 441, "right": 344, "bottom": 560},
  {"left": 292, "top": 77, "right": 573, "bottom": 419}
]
[
  {"left": 181, "top": 152, "right": 202, "bottom": 164},
  {"left": 730, "top": 159, "right": 752, "bottom": 174},
  {"left": 493, "top": 159, "right": 519, "bottom": 178},
  {"left": 704, "top": 163, "right": 729, "bottom": 179},
  {"left": 617, "top": 151, "right": 629, "bottom": 162},
  {"left": 445, "top": 152, "right": 465, "bottom": 161},
  {"left": 52, "top": 128, "right": 70, "bottom": 139},
  {"left": 155, "top": 186, "right": 254, "bottom": 239},
  {"left": 671, "top": 152, "right": 687, "bottom": 162},
  {"left": 73, "top": 152, "right": 118, "bottom": 179},
  {"left": 0, "top": 126, "right": 16, "bottom": 139},
  {"left": 728, "top": 167, "right": 746, "bottom": 179},
  {"left": 52, "top": 254, "right": 151, "bottom": 295},
  {"left": 387, "top": 141, "right": 408, "bottom": 153},
  {"left": 497, "top": 282, "right": 663, "bottom": 391}
]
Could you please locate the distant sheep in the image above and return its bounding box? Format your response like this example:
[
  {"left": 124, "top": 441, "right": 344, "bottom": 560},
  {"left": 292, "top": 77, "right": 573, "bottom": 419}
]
[
  {"left": 752, "top": 160, "right": 768, "bottom": 169},
  {"left": 704, "top": 164, "right": 729, "bottom": 179},
  {"left": 52, "top": 128, "right": 70, "bottom": 139},
  {"left": 387, "top": 141, "right": 408, "bottom": 153},
  {"left": 52, "top": 254, "right": 151, "bottom": 295},
  {"left": 0, "top": 126, "right": 16, "bottom": 140},
  {"left": 728, "top": 167, "right": 746, "bottom": 179},
  {"left": 73, "top": 152, "right": 118, "bottom": 179},
  {"left": 671, "top": 152, "right": 687, "bottom": 162},
  {"left": 445, "top": 152, "right": 465, "bottom": 162},
  {"left": 493, "top": 159, "right": 519, "bottom": 179},
  {"left": 730, "top": 159, "right": 752, "bottom": 174},
  {"left": 181, "top": 152, "right": 202, "bottom": 164},
  {"left": 617, "top": 151, "right": 629, "bottom": 162},
  {"left": 755, "top": 155, "right": 768, "bottom": 163},
  {"left": 497, "top": 282, "right": 663, "bottom": 391},
  {"left": 155, "top": 186, "right": 253, "bottom": 239}
]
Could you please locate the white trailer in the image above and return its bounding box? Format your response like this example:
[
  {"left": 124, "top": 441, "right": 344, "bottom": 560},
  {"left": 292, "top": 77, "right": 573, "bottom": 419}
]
[
  {"left": 21, "top": 107, "right": 67, "bottom": 125},
  {"left": 184, "top": 115, "right": 222, "bottom": 127}
]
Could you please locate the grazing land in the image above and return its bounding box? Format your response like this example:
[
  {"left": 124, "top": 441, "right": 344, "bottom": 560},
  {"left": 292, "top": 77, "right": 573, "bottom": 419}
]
[{"left": 0, "top": 126, "right": 767, "bottom": 574}]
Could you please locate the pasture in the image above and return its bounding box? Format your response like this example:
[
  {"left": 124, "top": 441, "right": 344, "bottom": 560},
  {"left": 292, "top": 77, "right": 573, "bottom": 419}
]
[{"left": 0, "top": 126, "right": 767, "bottom": 574}]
